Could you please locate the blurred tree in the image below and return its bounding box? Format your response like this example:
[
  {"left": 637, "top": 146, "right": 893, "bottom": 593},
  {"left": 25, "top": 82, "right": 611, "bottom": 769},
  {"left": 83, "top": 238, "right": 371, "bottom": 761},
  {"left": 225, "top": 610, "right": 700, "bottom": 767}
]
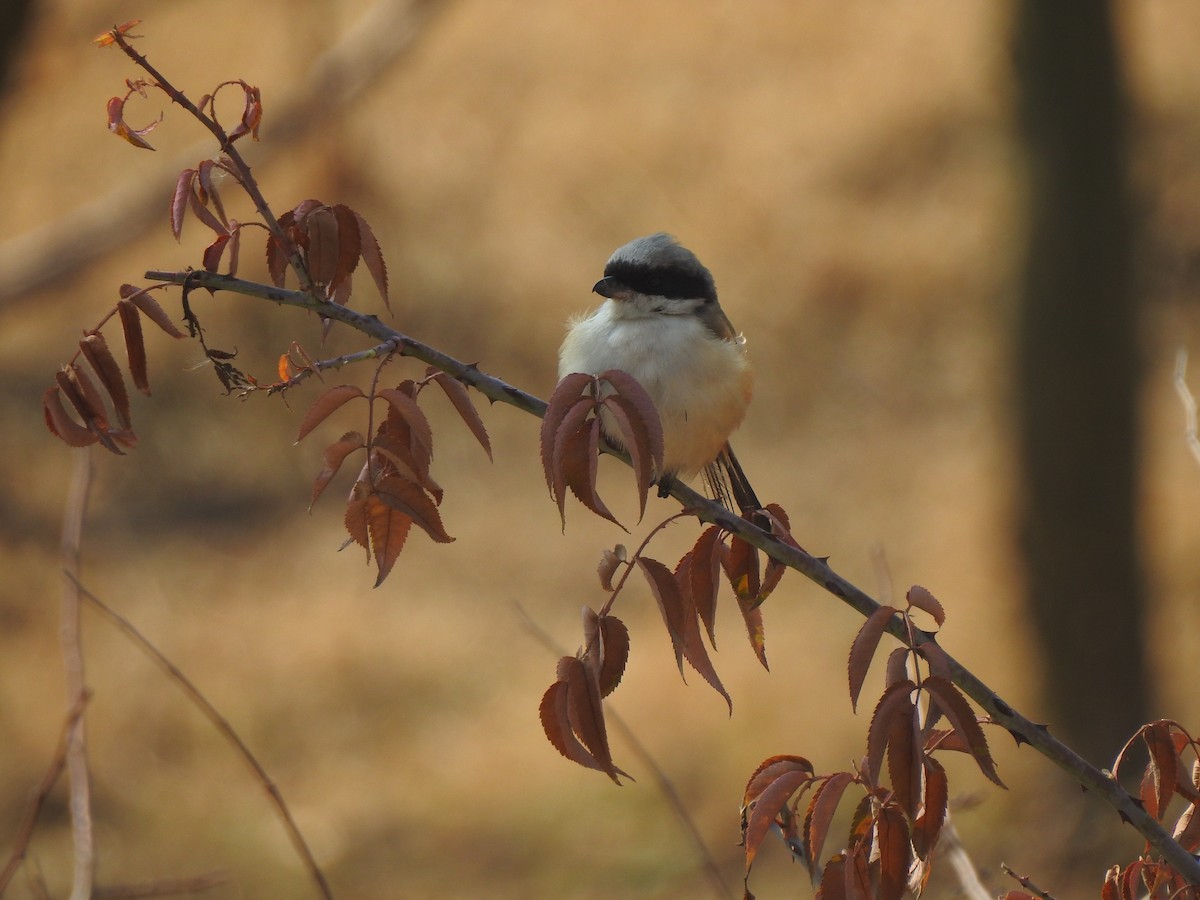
[
  {"left": 0, "top": 0, "right": 34, "bottom": 98},
  {"left": 1013, "top": 1, "right": 1149, "bottom": 763}
]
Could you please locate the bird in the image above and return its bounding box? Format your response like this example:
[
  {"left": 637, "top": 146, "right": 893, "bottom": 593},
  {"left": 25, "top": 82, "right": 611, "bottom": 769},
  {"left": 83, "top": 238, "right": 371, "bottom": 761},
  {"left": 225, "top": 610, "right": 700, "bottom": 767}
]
[{"left": 557, "top": 233, "right": 760, "bottom": 513}]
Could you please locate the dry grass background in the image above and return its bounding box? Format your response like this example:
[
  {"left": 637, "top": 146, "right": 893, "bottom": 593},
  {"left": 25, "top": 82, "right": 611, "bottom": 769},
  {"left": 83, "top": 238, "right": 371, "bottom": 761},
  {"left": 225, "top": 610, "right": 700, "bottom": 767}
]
[{"left": 2, "top": 1, "right": 1200, "bottom": 897}]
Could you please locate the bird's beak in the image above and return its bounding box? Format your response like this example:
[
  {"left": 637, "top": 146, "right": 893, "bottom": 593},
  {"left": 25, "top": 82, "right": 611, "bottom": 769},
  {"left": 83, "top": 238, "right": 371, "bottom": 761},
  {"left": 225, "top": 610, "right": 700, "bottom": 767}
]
[{"left": 593, "top": 276, "right": 634, "bottom": 301}]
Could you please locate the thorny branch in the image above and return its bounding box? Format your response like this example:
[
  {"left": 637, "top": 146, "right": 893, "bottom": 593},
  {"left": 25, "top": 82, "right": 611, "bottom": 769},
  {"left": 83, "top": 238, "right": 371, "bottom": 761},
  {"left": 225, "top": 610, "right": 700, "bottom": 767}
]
[{"left": 143, "top": 265, "right": 1200, "bottom": 884}]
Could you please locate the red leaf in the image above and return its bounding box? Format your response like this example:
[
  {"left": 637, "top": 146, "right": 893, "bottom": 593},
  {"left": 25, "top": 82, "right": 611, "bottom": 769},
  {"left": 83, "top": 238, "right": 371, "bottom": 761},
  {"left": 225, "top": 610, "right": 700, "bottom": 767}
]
[
  {"left": 126, "top": 288, "right": 185, "bottom": 338},
  {"left": 848, "top": 605, "right": 898, "bottom": 712},
  {"left": 688, "top": 525, "right": 724, "bottom": 648},
  {"left": 106, "top": 93, "right": 159, "bottom": 150},
  {"left": 116, "top": 299, "right": 150, "bottom": 395},
  {"left": 310, "top": 431, "right": 365, "bottom": 510},
  {"left": 912, "top": 756, "right": 948, "bottom": 859},
  {"left": 202, "top": 234, "right": 230, "bottom": 274},
  {"left": 922, "top": 676, "right": 1005, "bottom": 787},
  {"left": 170, "top": 169, "right": 195, "bottom": 240},
  {"left": 196, "top": 159, "right": 229, "bottom": 227},
  {"left": 884, "top": 647, "right": 910, "bottom": 688},
  {"left": 266, "top": 233, "right": 290, "bottom": 288},
  {"left": 331, "top": 203, "right": 362, "bottom": 294},
  {"left": 93, "top": 19, "right": 141, "bottom": 45},
  {"left": 723, "top": 534, "right": 761, "bottom": 604},
  {"left": 598, "top": 369, "right": 664, "bottom": 474},
  {"left": 596, "top": 545, "right": 626, "bottom": 592},
  {"left": 736, "top": 586, "right": 769, "bottom": 670},
  {"left": 804, "top": 771, "right": 856, "bottom": 870},
  {"left": 638, "top": 557, "right": 687, "bottom": 675},
  {"left": 743, "top": 764, "right": 814, "bottom": 869},
  {"left": 79, "top": 332, "right": 131, "bottom": 430},
  {"left": 1143, "top": 721, "right": 1179, "bottom": 820},
  {"left": 376, "top": 386, "right": 434, "bottom": 469},
  {"left": 374, "top": 475, "right": 454, "bottom": 544},
  {"left": 560, "top": 655, "right": 623, "bottom": 784},
  {"left": 582, "top": 608, "right": 630, "bottom": 698},
  {"left": 560, "top": 410, "right": 621, "bottom": 528},
  {"left": 540, "top": 678, "right": 606, "bottom": 774},
  {"left": 187, "top": 182, "right": 229, "bottom": 236},
  {"left": 815, "top": 854, "right": 847, "bottom": 900},
  {"left": 886, "top": 697, "right": 922, "bottom": 820},
  {"left": 669, "top": 554, "right": 732, "bottom": 711},
  {"left": 865, "top": 680, "right": 916, "bottom": 786},
  {"left": 364, "top": 490, "right": 412, "bottom": 585},
  {"left": 43, "top": 387, "right": 99, "bottom": 447},
  {"left": 876, "top": 804, "right": 910, "bottom": 900},
  {"left": 304, "top": 205, "right": 340, "bottom": 292},
  {"left": 343, "top": 488, "right": 370, "bottom": 556},
  {"left": 227, "top": 82, "right": 262, "bottom": 143},
  {"left": 352, "top": 210, "right": 390, "bottom": 312},
  {"left": 743, "top": 756, "right": 815, "bottom": 809},
  {"left": 428, "top": 369, "right": 492, "bottom": 461},
  {"left": 540, "top": 373, "right": 595, "bottom": 494},
  {"left": 599, "top": 393, "right": 655, "bottom": 520},
  {"left": 905, "top": 584, "right": 945, "bottom": 627},
  {"left": 295, "top": 384, "right": 365, "bottom": 442}
]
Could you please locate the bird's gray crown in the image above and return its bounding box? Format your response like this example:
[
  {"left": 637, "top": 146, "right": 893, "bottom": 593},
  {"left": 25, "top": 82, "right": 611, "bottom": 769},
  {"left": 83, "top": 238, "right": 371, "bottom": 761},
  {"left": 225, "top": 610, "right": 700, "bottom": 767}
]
[{"left": 602, "top": 233, "right": 717, "bottom": 302}]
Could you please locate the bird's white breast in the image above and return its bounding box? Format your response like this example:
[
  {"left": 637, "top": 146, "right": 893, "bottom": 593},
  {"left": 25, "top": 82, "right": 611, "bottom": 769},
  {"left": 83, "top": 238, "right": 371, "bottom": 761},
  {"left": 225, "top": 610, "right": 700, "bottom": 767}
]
[{"left": 558, "top": 301, "right": 752, "bottom": 478}]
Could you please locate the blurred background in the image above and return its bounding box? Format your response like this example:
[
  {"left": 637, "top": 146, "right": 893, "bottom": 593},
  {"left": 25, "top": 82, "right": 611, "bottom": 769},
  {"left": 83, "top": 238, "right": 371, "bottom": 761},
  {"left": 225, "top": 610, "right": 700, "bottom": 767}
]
[{"left": 2, "top": 1, "right": 1199, "bottom": 897}]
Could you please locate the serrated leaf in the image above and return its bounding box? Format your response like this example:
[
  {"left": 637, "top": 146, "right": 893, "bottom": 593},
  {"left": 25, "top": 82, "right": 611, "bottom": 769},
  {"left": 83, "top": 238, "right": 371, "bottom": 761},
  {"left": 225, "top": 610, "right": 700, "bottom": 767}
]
[
  {"left": 599, "top": 393, "right": 654, "bottom": 520},
  {"left": 226, "top": 224, "right": 241, "bottom": 278},
  {"left": 365, "top": 490, "right": 412, "bottom": 585},
  {"left": 815, "top": 853, "right": 847, "bottom": 900},
  {"left": 804, "top": 772, "right": 856, "bottom": 871},
  {"left": 353, "top": 210, "right": 390, "bottom": 312},
  {"left": 876, "top": 805, "right": 910, "bottom": 900},
  {"left": 170, "top": 168, "right": 195, "bottom": 240},
  {"left": 669, "top": 554, "right": 732, "bottom": 712},
  {"left": 548, "top": 395, "right": 596, "bottom": 522},
  {"left": 196, "top": 159, "right": 228, "bottom": 227},
  {"left": 561, "top": 412, "right": 620, "bottom": 528},
  {"left": 848, "top": 605, "right": 898, "bottom": 712},
  {"left": 560, "top": 655, "right": 623, "bottom": 784},
  {"left": 915, "top": 638, "right": 952, "bottom": 681},
  {"left": 922, "top": 675, "right": 1004, "bottom": 787},
  {"left": 883, "top": 647, "right": 910, "bottom": 689},
  {"left": 79, "top": 332, "right": 131, "bottom": 430},
  {"left": 906, "top": 585, "right": 945, "bottom": 627},
  {"left": 743, "top": 765, "right": 814, "bottom": 869},
  {"left": 638, "top": 557, "right": 687, "bottom": 676},
  {"left": 1143, "top": 720, "right": 1178, "bottom": 820},
  {"left": 331, "top": 203, "right": 362, "bottom": 295},
  {"left": 598, "top": 369, "right": 664, "bottom": 473},
  {"left": 343, "top": 488, "right": 370, "bottom": 557},
  {"left": 540, "top": 677, "right": 604, "bottom": 773},
  {"left": 376, "top": 386, "right": 433, "bottom": 469},
  {"left": 202, "top": 233, "right": 230, "bottom": 274},
  {"left": 374, "top": 475, "right": 453, "bottom": 544},
  {"left": 296, "top": 384, "right": 365, "bottom": 442},
  {"left": 743, "top": 756, "right": 814, "bottom": 810},
  {"left": 688, "top": 525, "right": 724, "bottom": 648},
  {"left": 723, "top": 534, "right": 761, "bottom": 605},
  {"left": 842, "top": 845, "right": 871, "bottom": 900},
  {"left": 115, "top": 299, "right": 150, "bottom": 395},
  {"left": 912, "top": 756, "right": 948, "bottom": 859},
  {"left": 582, "top": 608, "right": 630, "bottom": 698},
  {"left": 429, "top": 370, "right": 492, "bottom": 461},
  {"left": 310, "top": 431, "right": 365, "bottom": 510},
  {"left": 886, "top": 700, "right": 922, "bottom": 820},
  {"left": 736, "top": 586, "right": 769, "bottom": 670},
  {"left": 127, "top": 289, "right": 185, "bottom": 338},
  {"left": 541, "top": 372, "right": 595, "bottom": 495},
  {"left": 187, "top": 183, "right": 229, "bottom": 237},
  {"left": 865, "top": 680, "right": 916, "bottom": 786},
  {"left": 305, "top": 205, "right": 340, "bottom": 292},
  {"left": 43, "top": 387, "right": 99, "bottom": 447},
  {"left": 597, "top": 547, "right": 623, "bottom": 592}
]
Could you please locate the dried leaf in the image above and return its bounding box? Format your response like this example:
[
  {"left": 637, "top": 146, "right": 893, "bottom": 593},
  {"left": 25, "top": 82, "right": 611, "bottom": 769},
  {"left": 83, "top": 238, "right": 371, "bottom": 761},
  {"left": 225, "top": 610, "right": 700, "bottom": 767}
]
[
  {"left": 1143, "top": 720, "right": 1179, "bottom": 820},
  {"left": 638, "top": 557, "right": 687, "bottom": 676},
  {"left": 912, "top": 756, "right": 948, "bottom": 859},
  {"left": 331, "top": 203, "right": 362, "bottom": 295},
  {"left": 599, "top": 394, "right": 655, "bottom": 520},
  {"left": 428, "top": 370, "right": 492, "bottom": 461},
  {"left": 226, "top": 82, "right": 263, "bottom": 143},
  {"left": 743, "top": 764, "right": 814, "bottom": 869},
  {"left": 815, "top": 854, "right": 847, "bottom": 900},
  {"left": 561, "top": 412, "right": 620, "bottom": 528},
  {"left": 541, "top": 373, "right": 595, "bottom": 496},
  {"left": 540, "top": 677, "right": 605, "bottom": 774},
  {"left": 669, "top": 554, "right": 732, "bottom": 712},
  {"left": 79, "top": 332, "right": 131, "bottom": 430},
  {"left": 743, "top": 756, "right": 815, "bottom": 810},
  {"left": 365, "top": 490, "right": 412, "bottom": 585},
  {"left": 582, "top": 608, "right": 630, "bottom": 698},
  {"left": 43, "top": 387, "right": 99, "bottom": 447},
  {"left": 266, "top": 233, "right": 289, "bottom": 288},
  {"left": 374, "top": 475, "right": 454, "bottom": 544},
  {"left": 226, "top": 224, "right": 242, "bottom": 278},
  {"left": 202, "top": 234, "right": 230, "bottom": 274},
  {"left": 560, "top": 655, "right": 623, "bottom": 783},
  {"left": 597, "top": 546, "right": 625, "bottom": 592},
  {"left": 343, "top": 488, "right": 370, "bottom": 556},
  {"left": 688, "top": 525, "right": 724, "bottom": 648},
  {"left": 126, "top": 288, "right": 185, "bottom": 338},
  {"left": 188, "top": 182, "right": 229, "bottom": 236},
  {"left": 93, "top": 19, "right": 141, "bottom": 45},
  {"left": 376, "top": 387, "right": 433, "bottom": 469},
  {"left": 296, "top": 384, "right": 365, "bottom": 442},
  {"left": 305, "top": 205, "right": 340, "bottom": 292},
  {"left": 883, "top": 647, "right": 910, "bottom": 689},
  {"left": 170, "top": 169, "right": 195, "bottom": 240},
  {"left": 886, "top": 697, "right": 922, "bottom": 820},
  {"left": 905, "top": 585, "right": 945, "bottom": 627},
  {"left": 848, "top": 605, "right": 898, "bottom": 712},
  {"left": 922, "top": 675, "right": 1004, "bottom": 787},
  {"left": 736, "top": 589, "right": 769, "bottom": 671},
  {"left": 842, "top": 844, "right": 872, "bottom": 900},
  {"left": 310, "top": 431, "right": 365, "bottom": 510},
  {"left": 598, "top": 369, "right": 664, "bottom": 473},
  {"left": 724, "top": 534, "right": 761, "bottom": 605},
  {"left": 804, "top": 772, "right": 856, "bottom": 871},
  {"left": 106, "top": 93, "right": 159, "bottom": 150},
  {"left": 114, "top": 298, "right": 150, "bottom": 395},
  {"left": 353, "top": 210, "right": 390, "bottom": 311},
  {"left": 196, "top": 159, "right": 228, "bottom": 227},
  {"left": 865, "top": 680, "right": 916, "bottom": 786},
  {"left": 875, "top": 804, "right": 911, "bottom": 900}
]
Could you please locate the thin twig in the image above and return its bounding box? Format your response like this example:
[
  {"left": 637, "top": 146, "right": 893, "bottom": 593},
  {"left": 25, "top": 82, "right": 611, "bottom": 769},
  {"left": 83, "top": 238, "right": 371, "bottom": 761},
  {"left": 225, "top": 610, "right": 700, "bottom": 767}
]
[
  {"left": 141, "top": 266, "right": 1200, "bottom": 883},
  {"left": 1001, "top": 861, "right": 1058, "bottom": 899},
  {"left": 1174, "top": 348, "right": 1200, "bottom": 468},
  {"left": 0, "top": 697, "right": 89, "bottom": 892},
  {"left": 93, "top": 872, "right": 228, "bottom": 898},
  {"left": 60, "top": 448, "right": 95, "bottom": 900},
  {"left": 515, "top": 603, "right": 734, "bottom": 900},
  {"left": 65, "top": 574, "right": 334, "bottom": 900}
]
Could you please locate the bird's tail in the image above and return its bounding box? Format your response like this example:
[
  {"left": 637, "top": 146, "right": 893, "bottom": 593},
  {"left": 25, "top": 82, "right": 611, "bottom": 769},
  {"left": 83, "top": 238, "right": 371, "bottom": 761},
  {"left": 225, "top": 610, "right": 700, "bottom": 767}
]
[{"left": 703, "top": 443, "right": 761, "bottom": 516}]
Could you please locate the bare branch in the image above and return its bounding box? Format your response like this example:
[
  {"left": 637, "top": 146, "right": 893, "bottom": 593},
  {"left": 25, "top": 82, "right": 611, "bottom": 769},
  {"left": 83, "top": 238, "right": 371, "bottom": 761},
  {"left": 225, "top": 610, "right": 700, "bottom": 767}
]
[
  {"left": 1174, "top": 347, "right": 1200, "bottom": 468},
  {"left": 66, "top": 575, "right": 334, "bottom": 900}
]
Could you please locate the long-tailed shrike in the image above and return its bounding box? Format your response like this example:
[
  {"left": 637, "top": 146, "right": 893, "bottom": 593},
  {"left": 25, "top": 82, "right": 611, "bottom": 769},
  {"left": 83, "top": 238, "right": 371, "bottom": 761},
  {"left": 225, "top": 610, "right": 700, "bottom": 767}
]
[{"left": 558, "top": 233, "right": 759, "bottom": 512}]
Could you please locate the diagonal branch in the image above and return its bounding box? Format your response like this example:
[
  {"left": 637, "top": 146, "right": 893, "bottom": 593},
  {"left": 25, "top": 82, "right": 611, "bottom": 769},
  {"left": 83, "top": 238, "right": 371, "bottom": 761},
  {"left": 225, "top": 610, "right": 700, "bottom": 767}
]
[{"left": 142, "top": 266, "right": 1200, "bottom": 884}]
